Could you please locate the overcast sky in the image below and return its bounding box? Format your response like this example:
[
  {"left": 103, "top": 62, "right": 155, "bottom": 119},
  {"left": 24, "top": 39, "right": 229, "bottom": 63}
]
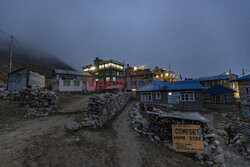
[{"left": 0, "top": 0, "right": 249, "bottom": 78}]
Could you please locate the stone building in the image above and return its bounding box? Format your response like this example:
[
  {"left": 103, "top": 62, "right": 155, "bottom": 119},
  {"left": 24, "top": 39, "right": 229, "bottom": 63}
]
[
  {"left": 233, "top": 75, "right": 250, "bottom": 116},
  {"left": 136, "top": 79, "right": 204, "bottom": 111},
  {"left": 7, "top": 67, "right": 45, "bottom": 91},
  {"left": 203, "top": 85, "right": 239, "bottom": 112}
]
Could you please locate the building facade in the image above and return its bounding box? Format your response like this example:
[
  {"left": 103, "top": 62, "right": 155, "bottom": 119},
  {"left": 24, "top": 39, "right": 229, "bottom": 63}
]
[
  {"left": 153, "top": 66, "right": 178, "bottom": 82},
  {"left": 83, "top": 57, "right": 124, "bottom": 89},
  {"left": 233, "top": 75, "right": 250, "bottom": 116},
  {"left": 52, "top": 69, "right": 91, "bottom": 92},
  {"left": 7, "top": 67, "right": 45, "bottom": 91},
  {"left": 136, "top": 80, "right": 204, "bottom": 111}
]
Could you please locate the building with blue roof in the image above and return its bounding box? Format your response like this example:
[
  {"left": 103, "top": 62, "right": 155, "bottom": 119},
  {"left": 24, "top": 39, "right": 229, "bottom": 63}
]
[
  {"left": 232, "top": 74, "right": 250, "bottom": 116},
  {"left": 203, "top": 86, "right": 237, "bottom": 106},
  {"left": 197, "top": 73, "right": 238, "bottom": 93},
  {"left": 136, "top": 80, "right": 204, "bottom": 111}
]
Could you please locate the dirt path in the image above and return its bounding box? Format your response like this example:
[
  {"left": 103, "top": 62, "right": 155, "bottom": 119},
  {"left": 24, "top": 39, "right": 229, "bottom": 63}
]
[
  {"left": 0, "top": 99, "right": 201, "bottom": 167},
  {"left": 113, "top": 102, "right": 142, "bottom": 167}
]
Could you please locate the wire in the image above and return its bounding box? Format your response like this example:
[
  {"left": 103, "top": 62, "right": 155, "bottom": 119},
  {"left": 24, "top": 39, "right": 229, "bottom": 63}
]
[
  {"left": 0, "top": 29, "right": 12, "bottom": 37},
  {"left": 13, "top": 38, "right": 33, "bottom": 57}
]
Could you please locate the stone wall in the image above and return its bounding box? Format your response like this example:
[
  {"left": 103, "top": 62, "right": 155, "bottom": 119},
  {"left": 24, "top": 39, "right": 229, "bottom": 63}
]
[
  {"left": 0, "top": 87, "right": 57, "bottom": 117},
  {"left": 130, "top": 103, "right": 226, "bottom": 166},
  {"left": 84, "top": 91, "right": 132, "bottom": 128}
]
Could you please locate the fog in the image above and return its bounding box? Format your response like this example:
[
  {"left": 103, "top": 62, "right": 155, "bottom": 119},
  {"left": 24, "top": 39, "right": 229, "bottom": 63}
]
[{"left": 0, "top": 0, "right": 249, "bottom": 78}]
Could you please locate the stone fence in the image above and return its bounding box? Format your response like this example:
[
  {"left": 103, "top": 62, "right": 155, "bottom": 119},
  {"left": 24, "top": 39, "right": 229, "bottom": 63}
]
[{"left": 65, "top": 91, "right": 133, "bottom": 131}]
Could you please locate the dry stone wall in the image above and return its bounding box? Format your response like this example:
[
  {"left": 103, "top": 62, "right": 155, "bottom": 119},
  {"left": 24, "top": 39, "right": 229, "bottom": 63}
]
[
  {"left": 129, "top": 103, "right": 226, "bottom": 167},
  {"left": 85, "top": 91, "right": 132, "bottom": 128},
  {"left": 0, "top": 87, "right": 57, "bottom": 117}
]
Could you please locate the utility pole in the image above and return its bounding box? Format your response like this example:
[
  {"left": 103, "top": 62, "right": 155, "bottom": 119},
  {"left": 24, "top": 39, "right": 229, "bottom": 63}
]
[
  {"left": 242, "top": 68, "right": 245, "bottom": 76},
  {"left": 9, "top": 35, "right": 14, "bottom": 72}
]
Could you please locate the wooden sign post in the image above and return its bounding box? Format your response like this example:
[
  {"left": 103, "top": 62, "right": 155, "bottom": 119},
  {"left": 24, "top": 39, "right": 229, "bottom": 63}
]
[{"left": 172, "top": 124, "right": 204, "bottom": 153}]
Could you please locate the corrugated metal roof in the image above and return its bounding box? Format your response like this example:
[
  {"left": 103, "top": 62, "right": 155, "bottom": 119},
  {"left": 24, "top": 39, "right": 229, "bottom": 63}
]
[
  {"left": 197, "top": 75, "right": 231, "bottom": 81},
  {"left": 54, "top": 69, "right": 91, "bottom": 76},
  {"left": 136, "top": 80, "right": 204, "bottom": 92},
  {"left": 232, "top": 74, "right": 250, "bottom": 81},
  {"left": 205, "top": 85, "right": 235, "bottom": 94}
]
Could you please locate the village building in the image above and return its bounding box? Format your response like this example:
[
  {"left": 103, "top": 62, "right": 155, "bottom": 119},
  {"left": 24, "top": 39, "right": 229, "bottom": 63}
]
[
  {"left": 136, "top": 79, "right": 204, "bottom": 111},
  {"left": 124, "top": 64, "right": 154, "bottom": 90},
  {"left": 233, "top": 75, "right": 250, "bottom": 116},
  {"left": 203, "top": 85, "right": 239, "bottom": 112},
  {"left": 52, "top": 69, "right": 91, "bottom": 92},
  {"left": 152, "top": 66, "right": 178, "bottom": 82},
  {"left": 83, "top": 57, "right": 124, "bottom": 89},
  {"left": 7, "top": 67, "right": 45, "bottom": 91}
]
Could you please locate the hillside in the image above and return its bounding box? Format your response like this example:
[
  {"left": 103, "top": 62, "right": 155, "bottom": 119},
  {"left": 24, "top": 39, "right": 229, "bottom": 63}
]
[{"left": 0, "top": 46, "right": 75, "bottom": 83}]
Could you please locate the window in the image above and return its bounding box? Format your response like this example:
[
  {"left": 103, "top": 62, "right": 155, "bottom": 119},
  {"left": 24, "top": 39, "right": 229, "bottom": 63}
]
[
  {"left": 156, "top": 92, "right": 161, "bottom": 99},
  {"left": 74, "top": 81, "right": 80, "bottom": 86},
  {"left": 63, "top": 81, "right": 70, "bottom": 86},
  {"left": 141, "top": 93, "right": 152, "bottom": 101},
  {"left": 246, "top": 87, "right": 250, "bottom": 97},
  {"left": 106, "top": 77, "right": 110, "bottom": 81},
  {"left": 180, "top": 92, "right": 195, "bottom": 101}
]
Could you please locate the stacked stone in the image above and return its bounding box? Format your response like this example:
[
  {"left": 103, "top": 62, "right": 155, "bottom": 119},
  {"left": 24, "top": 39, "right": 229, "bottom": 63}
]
[
  {"left": 129, "top": 103, "right": 226, "bottom": 167},
  {"left": 85, "top": 91, "right": 132, "bottom": 128},
  {"left": 1, "top": 87, "right": 57, "bottom": 117}
]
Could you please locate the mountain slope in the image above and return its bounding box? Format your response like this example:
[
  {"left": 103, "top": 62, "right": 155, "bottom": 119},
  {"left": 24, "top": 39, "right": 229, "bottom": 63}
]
[{"left": 0, "top": 47, "right": 75, "bottom": 83}]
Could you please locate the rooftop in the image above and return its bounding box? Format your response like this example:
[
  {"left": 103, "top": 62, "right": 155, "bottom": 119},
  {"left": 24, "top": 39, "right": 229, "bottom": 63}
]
[
  {"left": 136, "top": 79, "right": 204, "bottom": 92},
  {"left": 232, "top": 74, "right": 250, "bottom": 81},
  {"left": 204, "top": 85, "right": 235, "bottom": 94},
  {"left": 53, "top": 69, "right": 91, "bottom": 76},
  {"left": 197, "top": 74, "right": 231, "bottom": 81}
]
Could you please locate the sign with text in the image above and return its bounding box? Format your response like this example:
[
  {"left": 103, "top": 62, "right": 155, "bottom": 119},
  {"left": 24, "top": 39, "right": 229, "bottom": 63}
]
[{"left": 172, "top": 124, "right": 204, "bottom": 153}]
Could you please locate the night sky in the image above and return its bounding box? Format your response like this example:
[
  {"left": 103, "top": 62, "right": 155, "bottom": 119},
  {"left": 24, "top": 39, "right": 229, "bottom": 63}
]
[{"left": 0, "top": 0, "right": 249, "bottom": 78}]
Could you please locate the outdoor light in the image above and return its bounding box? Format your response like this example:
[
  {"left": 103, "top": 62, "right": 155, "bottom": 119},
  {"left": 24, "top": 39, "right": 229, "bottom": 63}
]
[{"left": 168, "top": 92, "right": 172, "bottom": 96}]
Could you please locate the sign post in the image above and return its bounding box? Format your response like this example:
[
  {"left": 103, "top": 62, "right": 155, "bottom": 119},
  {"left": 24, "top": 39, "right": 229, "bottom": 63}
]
[{"left": 172, "top": 124, "right": 204, "bottom": 153}]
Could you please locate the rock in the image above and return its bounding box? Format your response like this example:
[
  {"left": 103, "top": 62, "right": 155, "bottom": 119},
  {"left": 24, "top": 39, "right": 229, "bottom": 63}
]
[
  {"left": 213, "top": 154, "right": 224, "bottom": 164},
  {"left": 65, "top": 121, "right": 81, "bottom": 132},
  {"left": 214, "top": 140, "right": 220, "bottom": 146},
  {"left": 205, "top": 133, "right": 216, "bottom": 139},
  {"left": 153, "top": 135, "right": 160, "bottom": 141},
  {"left": 194, "top": 153, "right": 203, "bottom": 160},
  {"left": 205, "top": 160, "right": 214, "bottom": 166}
]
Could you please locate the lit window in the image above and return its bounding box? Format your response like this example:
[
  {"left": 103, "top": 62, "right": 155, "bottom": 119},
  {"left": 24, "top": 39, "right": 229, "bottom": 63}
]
[
  {"left": 113, "top": 77, "right": 116, "bottom": 81},
  {"left": 180, "top": 92, "right": 195, "bottom": 101},
  {"left": 156, "top": 92, "right": 161, "bottom": 99},
  {"left": 106, "top": 77, "right": 110, "bottom": 81}
]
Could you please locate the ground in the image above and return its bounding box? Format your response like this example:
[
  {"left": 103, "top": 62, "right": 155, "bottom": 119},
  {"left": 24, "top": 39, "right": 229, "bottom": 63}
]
[{"left": 0, "top": 94, "right": 201, "bottom": 167}]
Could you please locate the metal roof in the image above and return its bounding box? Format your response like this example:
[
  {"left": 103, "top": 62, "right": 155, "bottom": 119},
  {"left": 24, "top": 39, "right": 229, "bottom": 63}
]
[
  {"left": 232, "top": 74, "right": 250, "bottom": 81},
  {"left": 205, "top": 85, "right": 235, "bottom": 94},
  {"left": 136, "top": 79, "right": 204, "bottom": 92},
  {"left": 146, "top": 111, "right": 209, "bottom": 123},
  {"left": 197, "top": 75, "right": 231, "bottom": 81},
  {"left": 54, "top": 69, "right": 91, "bottom": 76}
]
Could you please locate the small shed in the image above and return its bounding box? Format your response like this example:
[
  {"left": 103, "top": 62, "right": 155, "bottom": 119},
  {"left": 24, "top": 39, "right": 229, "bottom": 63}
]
[{"left": 7, "top": 67, "right": 45, "bottom": 91}]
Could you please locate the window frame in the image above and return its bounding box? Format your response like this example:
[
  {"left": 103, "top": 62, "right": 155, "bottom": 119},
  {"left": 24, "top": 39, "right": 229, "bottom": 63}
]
[
  {"left": 141, "top": 92, "right": 152, "bottom": 102},
  {"left": 180, "top": 91, "right": 195, "bottom": 102},
  {"left": 246, "top": 87, "right": 250, "bottom": 98},
  {"left": 74, "top": 81, "right": 80, "bottom": 87},
  {"left": 156, "top": 92, "right": 161, "bottom": 100},
  {"left": 63, "top": 80, "right": 70, "bottom": 86}
]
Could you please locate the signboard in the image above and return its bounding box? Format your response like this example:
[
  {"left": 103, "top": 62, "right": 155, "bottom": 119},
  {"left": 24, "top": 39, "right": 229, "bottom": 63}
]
[
  {"left": 168, "top": 96, "right": 180, "bottom": 104},
  {"left": 172, "top": 124, "right": 204, "bottom": 153}
]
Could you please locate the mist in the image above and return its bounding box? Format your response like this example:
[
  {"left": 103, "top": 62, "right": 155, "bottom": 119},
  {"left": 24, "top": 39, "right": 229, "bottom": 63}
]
[{"left": 0, "top": 0, "right": 249, "bottom": 78}]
